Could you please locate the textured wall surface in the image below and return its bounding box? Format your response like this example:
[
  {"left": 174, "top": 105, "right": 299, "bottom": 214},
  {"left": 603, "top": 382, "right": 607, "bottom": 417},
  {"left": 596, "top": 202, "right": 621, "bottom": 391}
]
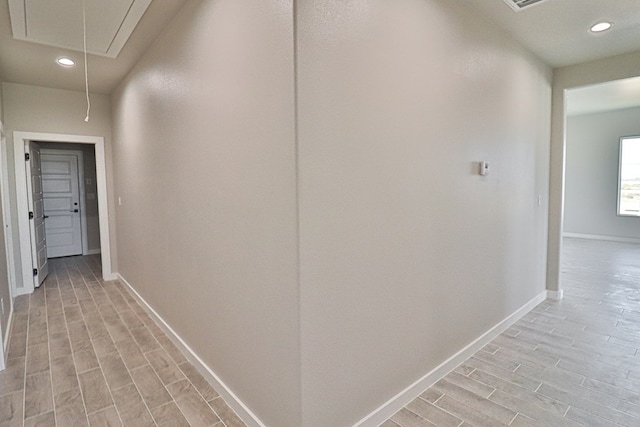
[
  {"left": 296, "top": 1, "right": 551, "bottom": 425},
  {"left": 111, "top": 1, "right": 300, "bottom": 425}
]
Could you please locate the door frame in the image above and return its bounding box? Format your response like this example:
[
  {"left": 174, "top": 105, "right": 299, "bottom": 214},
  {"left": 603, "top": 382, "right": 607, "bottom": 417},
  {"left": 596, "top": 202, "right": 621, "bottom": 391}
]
[
  {"left": 0, "top": 121, "right": 14, "bottom": 371},
  {"left": 13, "top": 132, "right": 115, "bottom": 295},
  {"left": 40, "top": 149, "right": 89, "bottom": 257},
  {"left": 0, "top": 124, "right": 16, "bottom": 302}
]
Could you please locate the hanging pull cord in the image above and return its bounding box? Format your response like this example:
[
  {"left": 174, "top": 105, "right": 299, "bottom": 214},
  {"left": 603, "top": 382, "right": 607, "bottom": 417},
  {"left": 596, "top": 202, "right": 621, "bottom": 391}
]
[{"left": 83, "top": 0, "right": 90, "bottom": 122}]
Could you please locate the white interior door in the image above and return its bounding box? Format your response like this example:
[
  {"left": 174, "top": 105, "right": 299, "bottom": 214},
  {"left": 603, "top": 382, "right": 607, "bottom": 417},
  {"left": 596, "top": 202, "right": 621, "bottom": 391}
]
[
  {"left": 26, "top": 142, "right": 49, "bottom": 287},
  {"left": 42, "top": 154, "right": 83, "bottom": 258}
]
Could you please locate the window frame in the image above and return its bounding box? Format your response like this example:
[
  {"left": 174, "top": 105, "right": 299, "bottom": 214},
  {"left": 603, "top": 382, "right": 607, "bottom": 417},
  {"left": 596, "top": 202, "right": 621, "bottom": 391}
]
[{"left": 617, "top": 135, "right": 640, "bottom": 217}]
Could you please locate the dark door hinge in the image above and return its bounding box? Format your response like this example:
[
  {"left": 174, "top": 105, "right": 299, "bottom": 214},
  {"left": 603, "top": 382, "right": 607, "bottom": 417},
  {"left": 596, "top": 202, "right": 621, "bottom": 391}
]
[
  {"left": 29, "top": 211, "right": 34, "bottom": 220},
  {"left": 33, "top": 268, "right": 38, "bottom": 276},
  {"left": 25, "top": 153, "right": 30, "bottom": 161}
]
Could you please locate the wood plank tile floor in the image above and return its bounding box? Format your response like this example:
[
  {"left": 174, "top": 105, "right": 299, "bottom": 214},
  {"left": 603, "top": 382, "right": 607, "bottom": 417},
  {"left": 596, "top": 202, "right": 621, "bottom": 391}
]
[
  {"left": 0, "top": 255, "right": 247, "bottom": 427},
  {"left": 382, "top": 238, "right": 640, "bottom": 427}
]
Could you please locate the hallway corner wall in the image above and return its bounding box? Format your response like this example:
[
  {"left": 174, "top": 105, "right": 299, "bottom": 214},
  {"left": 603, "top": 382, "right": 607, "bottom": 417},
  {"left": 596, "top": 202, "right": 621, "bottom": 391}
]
[
  {"left": 296, "top": 1, "right": 552, "bottom": 425},
  {"left": 111, "top": 1, "right": 300, "bottom": 426}
]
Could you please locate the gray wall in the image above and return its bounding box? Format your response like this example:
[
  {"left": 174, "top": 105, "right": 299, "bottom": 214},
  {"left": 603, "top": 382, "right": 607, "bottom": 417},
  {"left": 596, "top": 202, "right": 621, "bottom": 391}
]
[
  {"left": 111, "top": 1, "right": 300, "bottom": 426},
  {"left": 112, "top": 0, "right": 551, "bottom": 426},
  {"left": 296, "top": 1, "right": 551, "bottom": 425},
  {"left": 41, "top": 143, "right": 101, "bottom": 252},
  {"left": 2, "top": 82, "right": 115, "bottom": 292},
  {"left": 565, "top": 107, "right": 640, "bottom": 239}
]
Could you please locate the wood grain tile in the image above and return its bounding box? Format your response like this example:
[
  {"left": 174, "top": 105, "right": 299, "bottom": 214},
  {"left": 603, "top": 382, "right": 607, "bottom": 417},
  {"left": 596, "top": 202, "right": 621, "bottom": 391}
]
[
  {"left": 54, "top": 387, "right": 89, "bottom": 426},
  {"left": 49, "top": 334, "right": 72, "bottom": 360},
  {"left": 26, "top": 342, "right": 50, "bottom": 375},
  {"left": 405, "top": 397, "right": 462, "bottom": 427},
  {"left": 129, "top": 326, "right": 159, "bottom": 353},
  {"left": 391, "top": 408, "right": 436, "bottom": 427},
  {"left": 167, "top": 379, "right": 221, "bottom": 427},
  {"left": 88, "top": 406, "right": 122, "bottom": 427},
  {"left": 0, "top": 391, "right": 24, "bottom": 427},
  {"left": 383, "top": 239, "right": 640, "bottom": 427},
  {"left": 24, "top": 371, "right": 54, "bottom": 419},
  {"left": 434, "top": 395, "right": 509, "bottom": 427},
  {"left": 111, "top": 383, "right": 146, "bottom": 415},
  {"left": 4, "top": 255, "right": 242, "bottom": 427},
  {"left": 51, "top": 355, "right": 78, "bottom": 395},
  {"left": 7, "top": 333, "right": 27, "bottom": 360},
  {"left": 114, "top": 338, "right": 147, "bottom": 370},
  {"left": 78, "top": 368, "right": 113, "bottom": 414},
  {"left": 178, "top": 362, "right": 219, "bottom": 401},
  {"left": 24, "top": 411, "right": 56, "bottom": 427},
  {"left": 145, "top": 348, "right": 185, "bottom": 385},
  {"left": 130, "top": 365, "right": 172, "bottom": 409},
  {"left": 208, "top": 397, "right": 246, "bottom": 427},
  {"left": 157, "top": 335, "right": 188, "bottom": 365},
  {"left": 100, "top": 352, "right": 133, "bottom": 390},
  {"left": 433, "top": 379, "right": 516, "bottom": 424},
  {"left": 74, "top": 347, "right": 100, "bottom": 373},
  {"left": 151, "top": 401, "right": 191, "bottom": 427},
  {"left": 0, "top": 357, "right": 26, "bottom": 395}
]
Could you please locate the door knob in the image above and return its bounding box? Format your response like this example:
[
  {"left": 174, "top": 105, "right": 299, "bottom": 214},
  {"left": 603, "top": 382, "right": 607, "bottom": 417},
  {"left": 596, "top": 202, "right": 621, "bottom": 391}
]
[{"left": 71, "top": 209, "right": 79, "bottom": 213}]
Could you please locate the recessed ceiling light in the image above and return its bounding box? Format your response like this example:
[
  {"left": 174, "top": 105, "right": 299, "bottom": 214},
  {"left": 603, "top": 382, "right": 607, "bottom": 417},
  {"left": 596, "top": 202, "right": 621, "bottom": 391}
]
[
  {"left": 590, "top": 22, "right": 612, "bottom": 33},
  {"left": 56, "top": 57, "right": 75, "bottom": 67}
]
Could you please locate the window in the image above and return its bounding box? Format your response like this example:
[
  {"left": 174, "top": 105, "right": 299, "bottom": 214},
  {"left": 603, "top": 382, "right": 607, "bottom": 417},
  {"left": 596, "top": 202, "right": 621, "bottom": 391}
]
[{"left": 618, "top": 136, "right": 640, "bottom": 216}]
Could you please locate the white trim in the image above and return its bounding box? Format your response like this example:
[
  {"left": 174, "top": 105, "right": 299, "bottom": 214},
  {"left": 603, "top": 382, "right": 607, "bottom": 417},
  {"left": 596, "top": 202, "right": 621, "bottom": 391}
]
[
  {"left": 352, "top": 291, "right": 548, "bottom": 427},
  {"left": 547, "top": 290, "right": 564, "bottom": 300},
  {"left": 563, "top": 232, "right": 640, "bottom": 245},
  {"left": 0, "top": 306, "right": 13, "bottom": 371},
  {"left": 85, "top": 249, "right": 101, "bottom": 255},
  {"left": 40, "top": 149, "right": 88, "bottom": 257},
  {"left": 117, "top": 273, "right": 266, "bottom": 427},
  {"left": 0, "top": 130, "right": 17, "bottom": 302},
  {"left": 13, "top": 131, "right": 115, "bottom": 294}
]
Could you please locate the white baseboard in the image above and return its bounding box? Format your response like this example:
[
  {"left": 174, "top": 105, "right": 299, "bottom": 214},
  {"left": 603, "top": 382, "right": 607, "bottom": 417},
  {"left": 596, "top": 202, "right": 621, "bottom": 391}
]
[
  {"left": 103, "top": 273, "right": 118, "bottom": 281},
  {"left": 547, "top": 289, "right": 564, "bottom": 300},
  {"left": 352, "top": 290, "right": 548, "bottom": 427},
  {"left": 563, "top": 233, "right": 640, "bottom": 245},
  {"left": 1, "top": 306, "right": 14, "bottom": 371},
  {"left": 117, "top": 274, "right": 265, "bottom": 427},
  {"left": 84, "top": 249, "right": 102, "bottom": 255},
  {"left": 14, "top": 287, "right": 30, "bottom": 297}
]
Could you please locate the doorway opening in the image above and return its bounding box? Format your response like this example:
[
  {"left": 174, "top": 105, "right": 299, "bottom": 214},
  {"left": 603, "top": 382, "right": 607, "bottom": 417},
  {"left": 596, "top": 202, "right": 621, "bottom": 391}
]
[
  {"left": 556, "top": 76, "right": 640, "bottom": 296},
  {"left": 40, "top": 145, "right": 101, "bottom": 259},
  {"left": 12, "top": 131, "right": 115, "bottom": 296}
]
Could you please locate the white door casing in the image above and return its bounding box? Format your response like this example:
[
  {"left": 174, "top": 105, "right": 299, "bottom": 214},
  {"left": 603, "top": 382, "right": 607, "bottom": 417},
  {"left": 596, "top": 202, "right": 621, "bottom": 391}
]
[
  {"left": 26, "top": 142, "right": 49, "bottom": 287},
  {"left": 13, "top": 132, "right": 115, "bottom": 295},
  {"left": 0, "top": 122, "right": 12, "bottom": 371},
  {"left": 42, "top": 153, "right": 83, "bottom": 258}
]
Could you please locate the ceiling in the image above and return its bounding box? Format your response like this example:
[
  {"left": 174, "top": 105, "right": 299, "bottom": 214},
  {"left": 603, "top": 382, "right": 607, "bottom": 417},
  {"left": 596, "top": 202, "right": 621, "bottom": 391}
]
[
  {"left": 0, "top": 0, "right": 639, "bottom": 97},
  {"left": 566, "top": 76, "right": 640, "bottom": 116},
  {"left": 466, "top": 0, "right": 640, "bottom": 68},
  {"left": 8, "top": 0, "right": 154, "bottom": 58},
  {"left": 0, "top": 0, "right": 188, "bottom": 94}
]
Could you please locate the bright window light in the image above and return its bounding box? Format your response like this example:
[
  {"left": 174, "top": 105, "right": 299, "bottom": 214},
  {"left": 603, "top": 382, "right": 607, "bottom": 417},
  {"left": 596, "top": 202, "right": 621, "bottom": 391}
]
[{"left": 618, "top": 136, "right": 640, "bottom": 216}]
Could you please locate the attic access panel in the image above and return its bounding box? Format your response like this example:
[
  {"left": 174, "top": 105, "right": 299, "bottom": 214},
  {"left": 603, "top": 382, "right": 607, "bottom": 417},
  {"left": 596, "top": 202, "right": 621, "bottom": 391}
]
[
  {"left": 8, "top": 0, "right": 152, "bottom": 58},
  {"left": 503, "top": 0, "right": 551, "bottom": 12}
]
